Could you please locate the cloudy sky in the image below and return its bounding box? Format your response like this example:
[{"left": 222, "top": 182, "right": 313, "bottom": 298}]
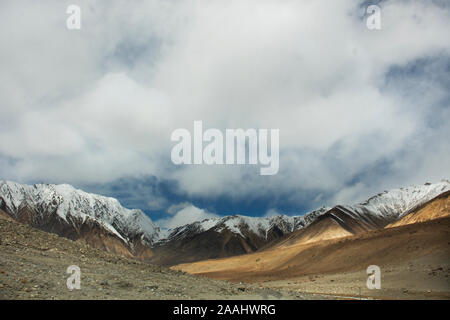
[{"left": 1, "top": 0, "right": 449, "bottom": 228}]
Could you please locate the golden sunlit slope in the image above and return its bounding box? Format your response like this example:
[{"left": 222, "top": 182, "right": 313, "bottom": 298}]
[
  {"left": 275, "top": 190, "right": 450, "bottom": 249},
  {"left": 269, "top": 215, "right": 353, "bottom": 248},
  {"left": 174, "top": 195, "right": 450, "bottom": 284},
  {"left": 175, "top": 217, "right": 450, "bottom": 282},
  {"left": 387, "top": 191, "right": 450, "bottom": 228}
]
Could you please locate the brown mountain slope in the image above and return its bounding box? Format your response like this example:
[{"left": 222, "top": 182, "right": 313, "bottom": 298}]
[
  {"left": 0, "top": 210, "right": 306, "bottom": 300},
  {"left": 174, "top": 216, "right": 450, "bottom": 285},
  {"left": 1, "top": 205, "right": 146, "bottom": 259},
  {"left": 272, "top": 214, "right": 354, "bottom": 249},
  {"left": 148, "top": 227, "right": 264, "bottom": 266},
  {"left": 387, "top": 191, "right": 450, "bottom": 228},
  {"left": 256, "top": 208, "right": 386, "bottom": 252},
  {"left": 264, "top": 190, "right": 450, "bottom": 251},
  {"left": 174, "top": 191, "right": 450, "bottom": 280}
]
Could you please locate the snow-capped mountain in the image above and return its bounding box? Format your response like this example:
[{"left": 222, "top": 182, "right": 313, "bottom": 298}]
[
  {"left": 326, "top": 180, "right": 450, "bottom": 233},
  {"left": 157, "top": 181, "right": 450, "bottom": 247},
  {"left": 149, "top": 180, "right": 450, "bottom": 265},
  {"left": 149, "top": 208, "right": 330, "bottom": 265},
  {"left": 0, "top": 180, "right": 160, "bottom": 258},
  {"left": 353, "top": 181, "right": 450, "bottom": 219},
  {"left": 0, "top": 179, "right": 449, "bottom": 265},
  {"left": 159, "top": 208, "right": 329, "bottom": 244}
]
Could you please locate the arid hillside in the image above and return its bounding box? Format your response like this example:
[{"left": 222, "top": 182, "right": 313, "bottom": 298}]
[
  {"left": 0, "top": 208, "right": 318, "bottom": 300},
  {"left": 387, "top": 191, "right": 450, "bottom": 228}
]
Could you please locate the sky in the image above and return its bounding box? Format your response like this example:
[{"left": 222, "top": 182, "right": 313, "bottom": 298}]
[{"left": 0, "top": 0, "right": 449, "bottom": 229}]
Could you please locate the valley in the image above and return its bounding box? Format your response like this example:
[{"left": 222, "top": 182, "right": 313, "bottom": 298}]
[
  {"left": 174, "top": 193, "right": 450, "bottom": 299},
  {"left": 1, "top": 179, "right": 449, "bottom": 300}
]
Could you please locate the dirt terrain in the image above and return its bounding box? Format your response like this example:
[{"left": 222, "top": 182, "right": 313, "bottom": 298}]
[{"left": 0, "top": 210, "right": 321, "bottom": 300}]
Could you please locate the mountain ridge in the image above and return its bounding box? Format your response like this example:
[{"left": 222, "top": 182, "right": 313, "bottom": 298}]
[{"left": 1, "top": 179, "right": 449, "bottom": 265}]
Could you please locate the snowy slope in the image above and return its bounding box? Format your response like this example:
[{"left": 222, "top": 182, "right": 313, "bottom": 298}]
[
  {"left": 1, "top": 179, "right": 448, "bottom": 254},
  {"left": 159, "top": 207, "right": 330, "bottom": 244},
  {"left": 336, "top": 180, "right": 450, "bottom": 227},
  {"left": 158, "top": 180, "right": 450, "bottom": 243},
  {"left": 0, "top": 180, "right": 161, "bottom": 245}
]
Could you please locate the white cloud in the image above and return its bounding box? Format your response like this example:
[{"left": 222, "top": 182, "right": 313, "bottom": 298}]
[
  {"left": 0, "top": 1, "right": 449, "bottom": 207},
  {"left": 167, "top": 202, "right": 191, "bottom": 215},
  {"left": 264, "top": 209, "right": 282, "bottom": 218},
  {"left": 146, "top": 198, "right": 167, "bottom": 211},
  {"left": 157, "top": 204, "right": 219, "bottom": 229}
]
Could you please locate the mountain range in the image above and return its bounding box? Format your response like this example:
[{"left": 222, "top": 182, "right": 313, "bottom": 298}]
[{"left": 0, "top": 179, "right": 449, "bottom": 266}]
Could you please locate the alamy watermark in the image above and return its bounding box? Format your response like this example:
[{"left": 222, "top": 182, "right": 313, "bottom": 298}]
[
  {"left": 66, "top": 265, "right": 81, "bottom": 290},
  {"left": 66, "top": 5, "right": 81, "bottom": 30},
  {"left": 65, "top": 4, "right": 380, "bottom": 31},
  {"left": 171, "top": 121, "right": 279, "bottom": 175},
  {"left": 366, "top": 5, "right": 381, "bottom": 30},
  {"left": 366, "top": 265, "right": 381, "bottom": 289}
]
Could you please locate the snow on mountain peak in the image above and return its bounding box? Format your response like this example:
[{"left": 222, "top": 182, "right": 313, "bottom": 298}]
[
  {"left": 347, "top": 180, "right": 450, "bottom": 221},
  {"left": 0, "top": 180, "right": 160, "bottom": 245},
  {"left": 1, "top": 179, "right": 448, "bottom": 247},
  {"left": 160, "top": 206, "right": 331, "bottom": 242}
]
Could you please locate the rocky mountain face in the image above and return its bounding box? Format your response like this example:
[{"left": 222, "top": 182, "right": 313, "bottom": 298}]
[
  {"left": 0, "top": 180, "right": 331, "bottom": 264},
  {"left": 1, "top": 179, "right": 449, "bottom": 265},
  {"left": 386, "top": 190, "right": 450, "bottom": 228},
  {"left": 1, "top": 210, "right": 295, "bottom": 300},
  {"left": 0, "top": 181, "right": 159, "bottom": 259},
  {"left": 174, "top": 199, "right": 450, "bottom": 296},
  {"left": 273, "top": 180, "right": 450, "bottom": 248},
  {"left": 316, "top": 180, "right": 450, "bottom": 234},
  {"left": 149, "top": 208, "right": 329, "bottom": 266}
]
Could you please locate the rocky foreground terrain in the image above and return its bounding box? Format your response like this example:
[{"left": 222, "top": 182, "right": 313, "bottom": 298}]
[{"left": 0, "top": 211, "right": 326, "bottom": 300}]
